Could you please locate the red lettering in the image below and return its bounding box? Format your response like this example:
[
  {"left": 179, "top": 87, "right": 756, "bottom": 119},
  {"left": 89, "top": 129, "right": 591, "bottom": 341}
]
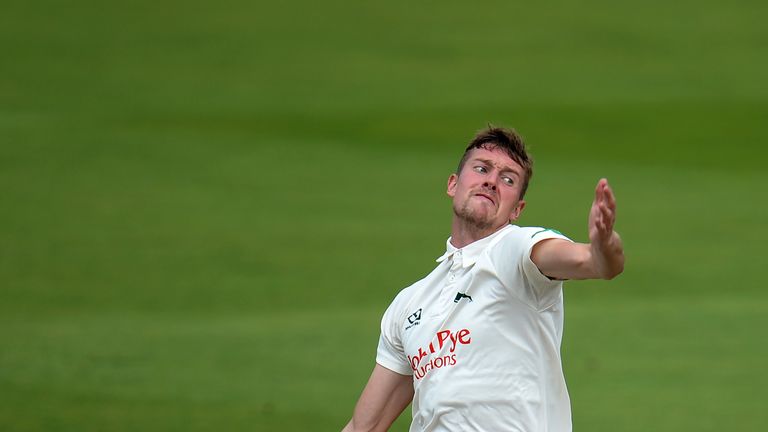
[
  {"left": 457, "top": 328, "right": 471, "bottom": 345},
  {"left": 407, "top": 328, "right": 472, "bottom": 380},
  {"left": 436, "top": 330, "right": 451, "bottom": 350},
  {"left": 408, "top": 355, "right": 419, "bottom": 371},
  {"left": 419, "top": 347, "right": 428, "bottom": 361},
  {"left": 415, "top": 367, "right": 425, "bottom": 380}
]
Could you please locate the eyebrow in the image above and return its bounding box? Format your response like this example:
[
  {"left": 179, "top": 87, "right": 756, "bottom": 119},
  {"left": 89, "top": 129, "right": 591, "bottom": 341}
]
[{"left": 472, "top": 158, "right": 522, "bottom": 177}]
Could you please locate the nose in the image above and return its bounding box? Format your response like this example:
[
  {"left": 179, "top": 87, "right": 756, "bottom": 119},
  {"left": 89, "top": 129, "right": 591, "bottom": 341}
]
[
  {"left": 482, "top": 171, "right": 500, "bottom": 190},
  {"left": 483, "top": 180, "right": 497, "bottom": 191}
]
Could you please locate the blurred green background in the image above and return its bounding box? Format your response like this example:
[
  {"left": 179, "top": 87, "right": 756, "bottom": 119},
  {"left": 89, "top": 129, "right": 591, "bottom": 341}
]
[{"left": 1, "top": 0, "right": 766, "bottom": 430}]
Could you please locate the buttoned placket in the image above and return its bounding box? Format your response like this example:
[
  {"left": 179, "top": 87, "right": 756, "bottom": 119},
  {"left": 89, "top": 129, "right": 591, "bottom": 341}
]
[{"left": 440, "top": 250, "right": 463, "bottom": 311}]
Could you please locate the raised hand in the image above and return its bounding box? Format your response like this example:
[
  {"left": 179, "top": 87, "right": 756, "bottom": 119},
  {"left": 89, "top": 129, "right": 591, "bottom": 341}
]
[
  {"left": 587, "top": 178, "right": 624, "bottom": 279},
  {"left": 589, "top": 178, "right": 617, "bottom": 245}
]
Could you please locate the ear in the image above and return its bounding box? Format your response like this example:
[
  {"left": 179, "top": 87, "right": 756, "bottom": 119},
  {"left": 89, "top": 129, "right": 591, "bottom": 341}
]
[
  {"left": 446, "top": 173, "right": 458, "bottom": 198},
  {"left": 509, "top": 199, "right": 526, "bottom": 222}
]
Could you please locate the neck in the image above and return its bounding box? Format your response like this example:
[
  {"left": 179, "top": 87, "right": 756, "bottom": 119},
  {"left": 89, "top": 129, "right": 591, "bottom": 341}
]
[{"left": 450, "top": 217, "right": 509, "bottom": 249}]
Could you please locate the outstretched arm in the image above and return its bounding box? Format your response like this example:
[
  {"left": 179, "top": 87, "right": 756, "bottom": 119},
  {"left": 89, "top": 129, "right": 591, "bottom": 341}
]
[
  {"left": 342, "top": 364, "right": 414, "bottom": 432},
  {"left": 531, "top": 178, "right": 625, "bottom": 280}
]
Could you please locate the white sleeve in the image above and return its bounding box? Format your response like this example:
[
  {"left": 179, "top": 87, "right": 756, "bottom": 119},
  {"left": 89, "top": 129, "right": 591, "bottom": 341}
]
[
  {"left": 491, "top": 226, "right": 572, "bottom": 311},
  {"left": 375, "top": 294, "right": 413, "bottom": 376}
]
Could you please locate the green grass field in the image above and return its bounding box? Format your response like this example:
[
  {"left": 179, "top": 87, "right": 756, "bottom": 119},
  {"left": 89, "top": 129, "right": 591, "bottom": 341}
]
[{"left": 2, "top": 0, "right": 767, "bottom": 430}]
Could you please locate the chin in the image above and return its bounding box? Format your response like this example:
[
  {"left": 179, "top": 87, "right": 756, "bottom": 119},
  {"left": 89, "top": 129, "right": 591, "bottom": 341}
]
[
  {"left": 462, "top": 211, "right": 495, "bottom": 230},
  {"left": 455, "top": 201, "right": 499, "bottom": 227}
]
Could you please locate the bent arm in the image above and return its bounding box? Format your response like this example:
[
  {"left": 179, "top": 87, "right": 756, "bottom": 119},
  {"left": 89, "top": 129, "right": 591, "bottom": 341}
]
[
  {"left": 342, "top": 364, "right": 414, "bottom": 432},
  {"left": 532, "top": 237, "right": 624, "bottom": 280},
  {"left": 532, "top": 179, "right": 625, "bottom": 280}
]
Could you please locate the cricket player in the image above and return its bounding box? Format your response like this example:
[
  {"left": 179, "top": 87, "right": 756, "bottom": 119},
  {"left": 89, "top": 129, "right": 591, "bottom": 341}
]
[{"left": 342, "top": 126, "right": 625, "bottom": 432}]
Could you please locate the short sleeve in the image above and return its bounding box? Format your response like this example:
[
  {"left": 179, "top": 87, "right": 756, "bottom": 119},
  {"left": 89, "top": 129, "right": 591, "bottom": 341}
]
[
  {"left": 490, "top": 226, "right": 572, "bottom": 311},
  {"left": 521, "top": 228, "right": 572, "bottom": 288},
  {"left": 375, "top": 295, "right": 413, "bottom": 376}
]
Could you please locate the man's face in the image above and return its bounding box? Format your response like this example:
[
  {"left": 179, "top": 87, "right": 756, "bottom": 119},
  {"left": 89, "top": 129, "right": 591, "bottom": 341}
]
[{"left": 447, "top": 146, "right": 527, "bottom": 230}]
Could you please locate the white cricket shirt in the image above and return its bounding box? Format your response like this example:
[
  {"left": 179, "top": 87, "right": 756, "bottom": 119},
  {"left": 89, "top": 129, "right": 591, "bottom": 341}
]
[{"left": 376, "top": 224, "right": 572, "bottom": 432}]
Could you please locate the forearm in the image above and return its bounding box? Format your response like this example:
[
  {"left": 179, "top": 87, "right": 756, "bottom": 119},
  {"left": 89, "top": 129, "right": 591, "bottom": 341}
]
[
  {"left": 532, "top": 237, "right": 624, "bottom": 281},
  {"left": 343, "top": 394, "right": 411, "bottom": 432},
  {"left": 342, "top": 365, "right": 413, "bottom": 432}
]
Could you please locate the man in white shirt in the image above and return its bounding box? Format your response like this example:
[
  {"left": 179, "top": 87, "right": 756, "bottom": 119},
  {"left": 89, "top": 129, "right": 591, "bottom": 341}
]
[{"left": 342, "top": 126, "right": 625, "bottom": 432}]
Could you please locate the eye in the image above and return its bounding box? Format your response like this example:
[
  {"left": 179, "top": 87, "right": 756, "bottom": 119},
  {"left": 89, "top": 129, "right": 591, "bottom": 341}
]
[
  {"left": 502, "top": 176, "right": 514, "bottom": 185},
  {"left": 473, "top": 166, "right": 487, "bottom": 174}
]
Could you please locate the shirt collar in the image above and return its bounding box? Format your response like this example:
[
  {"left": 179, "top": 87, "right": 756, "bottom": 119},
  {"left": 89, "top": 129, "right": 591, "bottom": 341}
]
[{"left": 435, "top": 225, "right": 513, "bottom": 268}]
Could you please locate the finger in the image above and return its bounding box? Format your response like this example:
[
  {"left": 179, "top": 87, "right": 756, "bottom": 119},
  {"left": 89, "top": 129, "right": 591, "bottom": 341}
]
[
  {"left": 594, "top": 179, "right": 606, "bottom": 205},
  {"left": 595, "top": 204, "right": 607, "bottom": 229},
  {"left": 597, "top": 214, "right": 607, "bottom": 233},
  {"left": 597, "top": 203, "right": 606, "bottom": 227},
  {"left": 600, "top": 199, "right": 613, "bottom": 218},
  {"left": 603, "top": 182, "right": 616, "bottom": 210},
  {"left": 601, "top": 205, "right": 614, "bottom": 232}
]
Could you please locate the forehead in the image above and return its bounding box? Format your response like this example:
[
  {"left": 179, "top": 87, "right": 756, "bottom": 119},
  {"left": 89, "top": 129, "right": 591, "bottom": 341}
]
[{"left": 464, "top": 147, "right": 525, "bottom": 175}]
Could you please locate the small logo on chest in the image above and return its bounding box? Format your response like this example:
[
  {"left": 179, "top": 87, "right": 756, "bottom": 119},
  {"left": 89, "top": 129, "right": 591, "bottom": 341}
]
[
  {"left": 453, "top": 292, "right": 473, "bottom": 303},
  {"left": 405, "top": 308, "right": 422, "bottom": 330}
]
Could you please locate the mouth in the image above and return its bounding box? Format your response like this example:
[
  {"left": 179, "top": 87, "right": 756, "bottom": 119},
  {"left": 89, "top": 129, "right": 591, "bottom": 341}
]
[{"left": 474, "top": 193, "right": 496, "bottom": 206}]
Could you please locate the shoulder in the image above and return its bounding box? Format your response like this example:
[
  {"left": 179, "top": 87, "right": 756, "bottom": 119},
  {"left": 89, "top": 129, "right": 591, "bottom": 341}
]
[
  {"left": 487, "top": 225, "right": 564, "bottom": 253},
  {"left": 381, "top": 259, "right": 445, "bottom": 327},
  {"left": 511, "top": 225, "right": 567, "bottom": 240},
  {"left": 383, "top": 273, "right": 428, "bottom": 317},
  {"left": 496, "top": 225, "right": 570, "bottom": 247},
  {"left": 387, "top": 284, "right": 415, "bottom": 311},
  {"left": 485, "top": 225, "right": 572, "bottom": 275}
]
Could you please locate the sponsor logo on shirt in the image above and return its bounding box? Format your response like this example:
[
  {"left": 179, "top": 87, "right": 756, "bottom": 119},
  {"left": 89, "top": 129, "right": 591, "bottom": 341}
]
[
  {"left": 405, "top": 308, "right": 422, "bottom": 330},
  {"left": 407, "top": 328, "right": 472, "bottom": 380},
  {"left": 453, "top": 292, "right": 473, "bottom": 303}
]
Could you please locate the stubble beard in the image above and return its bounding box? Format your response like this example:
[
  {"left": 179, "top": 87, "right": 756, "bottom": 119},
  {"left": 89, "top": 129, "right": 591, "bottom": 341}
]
[{"left": 453, "top": 199, "right": 494, "bottom": 231}]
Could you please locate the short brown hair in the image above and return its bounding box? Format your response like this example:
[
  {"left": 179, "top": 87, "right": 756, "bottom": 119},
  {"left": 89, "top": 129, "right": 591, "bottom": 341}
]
[{"left": 456, "top": 126, "right": 534, "bottom": 198}]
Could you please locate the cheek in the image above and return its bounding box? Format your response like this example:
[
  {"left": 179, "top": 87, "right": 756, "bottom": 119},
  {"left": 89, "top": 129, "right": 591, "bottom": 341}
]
[
  {"left": 501, "top": 189, "right": 521, "bottom": 207},
  {"left": 454, "top": 179, "right": 473, "bottom": 195}
]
